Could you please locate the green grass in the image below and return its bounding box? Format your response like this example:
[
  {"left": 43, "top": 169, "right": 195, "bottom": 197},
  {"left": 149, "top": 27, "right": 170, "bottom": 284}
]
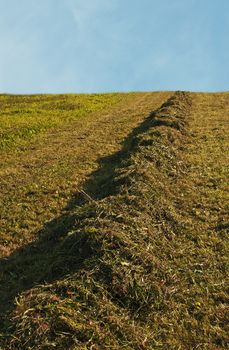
[
  {"left": 0, "top": 91, "right": 228, "bottom": 349},
  {"left": 0, "top": 93, "right": 122, "bottom": 149}
]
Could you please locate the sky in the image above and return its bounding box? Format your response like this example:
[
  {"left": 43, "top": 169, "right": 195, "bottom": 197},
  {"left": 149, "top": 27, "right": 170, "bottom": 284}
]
[{"left": 0, "top": 0, "right": 228, "bottom": 93}]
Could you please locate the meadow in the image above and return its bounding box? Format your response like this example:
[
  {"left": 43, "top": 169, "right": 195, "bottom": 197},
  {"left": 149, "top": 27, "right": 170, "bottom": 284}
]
[
  {"left": 0, "top": 93, "right": 123, "bottom": 149},
  {"left": 0, "top": 91, "right": 228, "bottom": 349}
]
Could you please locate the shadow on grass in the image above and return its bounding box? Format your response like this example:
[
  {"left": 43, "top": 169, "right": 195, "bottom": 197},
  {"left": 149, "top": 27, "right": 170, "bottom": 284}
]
[{"left": 0, "top": 96, "right": 173, "bottom": 330}]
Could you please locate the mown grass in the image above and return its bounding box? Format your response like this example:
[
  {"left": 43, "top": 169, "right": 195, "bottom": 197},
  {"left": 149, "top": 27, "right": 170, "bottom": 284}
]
[
  {"left": 0, "top": 91, "right": 228, "bottom": 349},
  {"left": 0, "top": 92, "right": 168, "bottom": 257},
  {"left": 0, "top": 93, "right": 122, "bottom": 149}
]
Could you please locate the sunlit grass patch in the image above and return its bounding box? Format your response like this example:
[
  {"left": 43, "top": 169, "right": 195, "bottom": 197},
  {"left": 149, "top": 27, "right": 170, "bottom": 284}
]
[{"left": 0, "top": 93, "right": 122, "bottom": 149}]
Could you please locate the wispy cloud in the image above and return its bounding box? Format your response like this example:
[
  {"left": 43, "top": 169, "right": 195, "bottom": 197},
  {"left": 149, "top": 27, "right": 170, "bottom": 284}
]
[{"left": 68, "top": 0, "right": 116, "bottom": 31}]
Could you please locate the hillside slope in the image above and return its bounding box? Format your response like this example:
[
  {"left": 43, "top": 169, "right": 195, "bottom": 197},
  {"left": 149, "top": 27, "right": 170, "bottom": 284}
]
[
  {"left": 0, "top": 91, "right": 228, "bottom": 350},
  {"left": 0, "top": 92, "right": 171, "bottom": 255}
]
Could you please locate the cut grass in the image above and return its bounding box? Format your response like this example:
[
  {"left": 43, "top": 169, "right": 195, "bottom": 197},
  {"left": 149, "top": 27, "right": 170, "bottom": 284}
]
[
  {"left": 0, "top": 92, "right": 170, "bottom": 256},
  {"left": 0, "top": 91, "right": 228, "bottom": 349}
]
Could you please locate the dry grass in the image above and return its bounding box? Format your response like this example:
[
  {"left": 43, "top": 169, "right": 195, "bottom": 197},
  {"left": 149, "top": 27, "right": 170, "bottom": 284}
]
[{"left": 0, "top": 91, "right": 228, "bottom": 349}]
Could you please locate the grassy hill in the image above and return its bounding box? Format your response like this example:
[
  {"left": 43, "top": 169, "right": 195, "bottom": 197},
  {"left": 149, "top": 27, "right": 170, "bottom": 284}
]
[{"left": 0, "top": 91, "right": 228, "bottom": 349}]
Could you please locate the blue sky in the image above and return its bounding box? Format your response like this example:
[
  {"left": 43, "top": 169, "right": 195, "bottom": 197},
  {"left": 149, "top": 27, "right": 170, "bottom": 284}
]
[{"left": 0, "top": 0, "right": 228, "bottom": 93}]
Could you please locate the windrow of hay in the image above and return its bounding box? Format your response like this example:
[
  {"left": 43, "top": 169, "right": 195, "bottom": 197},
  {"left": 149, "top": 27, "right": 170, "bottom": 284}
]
[{"left": 2, "top": 92, "right": 227, "bottom": 349}]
